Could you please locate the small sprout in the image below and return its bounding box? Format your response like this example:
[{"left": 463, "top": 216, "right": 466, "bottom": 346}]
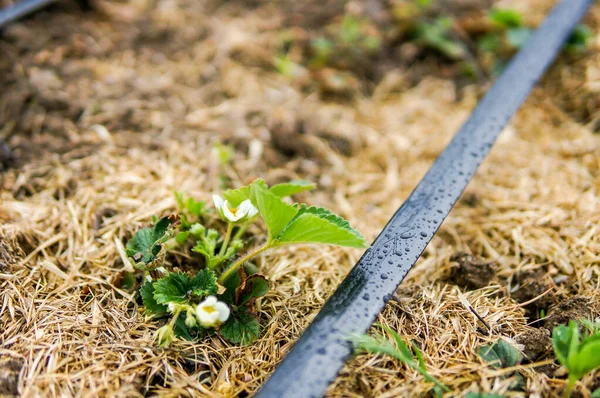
[
  {"left": 565, "top": 24, "right": 593, "bottom": 54},
  {"left": 412, "top": 17, "right": 466, "bottom": 60},
  {"left": 552, "top": 320, "right": 600, "bottom": 397},
  {"left": 195, "top": 296, "right": 230, "bottom": 328}
]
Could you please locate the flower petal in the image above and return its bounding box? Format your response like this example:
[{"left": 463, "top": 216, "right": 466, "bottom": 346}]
[{"left": 214, "top": 302, "right": 231, "bottom": 322}]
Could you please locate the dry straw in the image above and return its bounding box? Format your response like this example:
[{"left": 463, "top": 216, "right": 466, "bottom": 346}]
[{"left": 1, "top": 0, "right": 599, "bottom": 396}]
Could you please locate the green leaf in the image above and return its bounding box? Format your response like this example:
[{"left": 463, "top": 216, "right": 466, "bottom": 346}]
[
  {"left": 220, "top": 267, "right": 243, "bottom": 305},
  {"left": 173, "top": 315, "right": 194, "bottom": 341},
  {"left": 569, "top": 334, "right": 600, "bottom": 379},
  {"left": 175, "top": 192, "right": 206, "bottom": 219},
  {"left": 352, "top": 333, "right": 412, "bottom": 363},
  {"left": 269, "top": 180, "right": 315, "bottom": 197},
  {"left": 478, "top": 33, "right": 500, "bottom": 53},
  {"left": 223, "top": 179, "right": 268, "bottom": 207},
  {"left": 592, "top": 388, "right": 600, "bottom": 398},
  {"left": 125, "top": 216, "right": 174, "bottom": 267},
  {"left": 190, "top": 269, "right": 218, "bottom": 298},
  {"left": 274, "top": 205, "right": 368, "bottom": 248},
  {"left": 478, "top": 340, "right": 523, "bottom": 368},
  {"left": 140, "top": 282, "right": 168, "bottom": 317},
  {"left": 251, "top": 182, "right": 298, "bottom": 240},
  {"left": 236, "top": 274, "right": 269, "bottom": 306},
  {"left": 566, "top": 24, "right": 593, "bottom": 53},
  {"left": 218, "top": 307, "right": 260, "bottom": 345},
  {"left": 153, "top": 272, "right": 194, "bottom": 304},
  {"left": 552, "top": 321, "right": 580, "bottom": 367},
  {"left": 489, "top": 8, "right": 523, "bottom": 28}
]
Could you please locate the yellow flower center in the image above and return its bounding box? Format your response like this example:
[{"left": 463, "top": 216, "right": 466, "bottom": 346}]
[
  {"left": 204, "top": 306, "right": 216, "bottom": 314},
  {"left": 228, "top": 205, "right": 238, "bottom": 216}
]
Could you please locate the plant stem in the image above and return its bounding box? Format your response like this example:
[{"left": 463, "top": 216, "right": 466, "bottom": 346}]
[
  {"left": 564, "top": 377, "right": 576, "bottom": 398},
  {"left": 218, "top": 243, "right": 270, "bottom": 283},
  {"left": 233, "top": 222, "right": 249, "bottom": 241},
  {"left": 219, "top": 222, "right": 234, "bottom": 257}
]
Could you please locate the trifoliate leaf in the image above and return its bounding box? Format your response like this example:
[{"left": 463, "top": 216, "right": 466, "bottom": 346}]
[
  {"left": 153, "top": 270, "right": 219, "bottom": 305},
  {"left": 236, "top": 274, "right": 269, "bottom": 306},
  {"left": 140, "top": 282, "right": 168, "bottom": 317},
  {"left": 218, "top": 307, "right": 260, "bottom": 345},
  {"left": 274, "top": 205, "right": 368, "bottom": 248},
  {"left": 125, "top": 216, "right": 174, "bottom": 268},
  {"left": 153, "top": 272, "right": 194, "bottom": 304},
  {"left": 478, "top": 340, "right": 523, "bottom": 368},
  {"left": 251, "top": 182, "right": 298, "bottom": 240},
  {"left": 269, "top": 180, "right": 315, "bottom": 197},
  {"left": 191, "top": 269, "right": 218, "bottom": 298}
]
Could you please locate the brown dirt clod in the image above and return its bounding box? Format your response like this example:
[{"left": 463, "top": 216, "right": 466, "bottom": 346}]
[
  {"left": 543, "top": 296, "right": 595, "bottom": 331},
  {"left": 446, "top": 252, "right": 497, "bottom": 290},
  {"left": 0, "top": 359, "right": 22, "bottom": 396},
  {"left": 515, "top": 328, "right": 552, "bottom": 361}
]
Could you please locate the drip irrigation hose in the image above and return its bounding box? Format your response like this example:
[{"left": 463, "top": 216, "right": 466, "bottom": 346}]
[
  {"left": 256, "top": 0, "right": 594, "bottom": 397},
  {"left": 0, "top": 0, "right": 56, "bottom": 28}
]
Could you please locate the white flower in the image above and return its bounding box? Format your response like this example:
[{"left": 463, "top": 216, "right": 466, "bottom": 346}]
[
  {"left": 213, "top": 195, "right": 258, "bottom": 223},
  {"left": 195, "top": 296, "right": 230, "bottom": 328}
]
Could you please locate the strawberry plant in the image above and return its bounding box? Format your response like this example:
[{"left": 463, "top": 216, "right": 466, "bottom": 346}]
[{"left": 126, "top": 179, "right": 367, "bottom": 346}]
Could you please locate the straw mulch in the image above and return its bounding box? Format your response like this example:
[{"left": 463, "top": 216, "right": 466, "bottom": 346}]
[{"left": 1, "top": 0, "right": 599, "bottom": 397}]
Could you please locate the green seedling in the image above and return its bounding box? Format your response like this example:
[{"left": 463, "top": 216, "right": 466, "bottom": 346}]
[
  {"left": 565, "top": 24, "right": 593, "bottom": 54},
  {"left": 126, "top": 179, "right": 366, "bottom": 346},
  {"left": 412, "top": 17, "right": 467, "bottom": 60},
  {"left": 309, "top": 14, "right": 381, "bottom": 70},
  {"left": 552, "top": 320, "right": 600, "bottom": 397},
  {"left": 352, "top": 325, "right": 448, "bottom": 398},
  {"left": 477, "top": 8, "right": 532, "bottom": 75}
]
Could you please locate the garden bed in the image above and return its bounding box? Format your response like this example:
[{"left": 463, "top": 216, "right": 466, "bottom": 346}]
[{"left": 1, "top": 0, "right": 599, "bottom": 396}]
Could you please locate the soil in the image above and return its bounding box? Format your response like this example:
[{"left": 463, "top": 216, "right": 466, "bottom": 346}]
[
  {"left": 0, "top": 358, "right": 22, "bottom": 396},
  {"left": 515, "top": 327, "right": 552, "bottom": 362},
  {"left": 446, "top": 252, "right": 497, "bottom": 289},
  {"left": 510, "top": 266, "right": 558, "bottom": 322},
  {"left": 544, "top": 296, "right": 596, "bottom": 331},
  {"left": 1, "top": 0, "right": 599, "bottom": 397}
]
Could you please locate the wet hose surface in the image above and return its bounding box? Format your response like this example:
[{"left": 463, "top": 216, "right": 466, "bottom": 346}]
[{"left": 256, "top": 0, "right": 594, "bottom": 397}]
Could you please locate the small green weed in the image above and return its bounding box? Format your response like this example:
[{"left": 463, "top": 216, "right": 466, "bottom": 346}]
[
  {"left": 352, "top": 324, "right": 449, "bottom": 398},
  {"left": 552, "top": 319, "right": 600, "bottom": 397}
]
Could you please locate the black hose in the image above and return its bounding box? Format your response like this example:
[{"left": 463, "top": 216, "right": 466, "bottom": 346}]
[
  {"left": 256, "top": 0, "right": 594, "bottom": 397},
  {"left": 0, "top": 0, "right": 56, "bottom": 29}
]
